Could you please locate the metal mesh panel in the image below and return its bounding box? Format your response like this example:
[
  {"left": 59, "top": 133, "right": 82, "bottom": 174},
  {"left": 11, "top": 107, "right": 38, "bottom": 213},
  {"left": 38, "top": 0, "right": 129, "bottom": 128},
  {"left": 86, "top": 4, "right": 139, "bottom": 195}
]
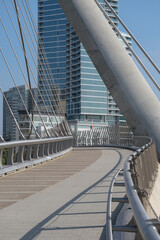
[
  {"left": 130, "top": 142, "right": 159, "bottom": 219},
  {"left": 73, "top": 125, "right": 131, "bottom": 147}
]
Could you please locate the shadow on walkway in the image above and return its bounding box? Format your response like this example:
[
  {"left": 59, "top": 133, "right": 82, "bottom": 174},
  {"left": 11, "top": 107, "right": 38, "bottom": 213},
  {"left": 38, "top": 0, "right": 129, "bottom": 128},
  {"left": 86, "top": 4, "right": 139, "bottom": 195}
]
[{"left": 20, "top": 150, "right": 123, "bottom": 240}]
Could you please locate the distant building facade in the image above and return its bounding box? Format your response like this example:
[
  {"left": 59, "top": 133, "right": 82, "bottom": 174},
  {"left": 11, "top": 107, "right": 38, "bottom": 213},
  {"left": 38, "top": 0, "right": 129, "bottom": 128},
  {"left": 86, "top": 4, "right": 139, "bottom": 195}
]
[
  {"left": 3, "top": 85, "right": 64, "bottom": 140},
  {"left": 3, "top": 85, "right": 31, "bottom": 141},
  {"left": 3, "top": 85, "right": 38, "bottom": 141}
]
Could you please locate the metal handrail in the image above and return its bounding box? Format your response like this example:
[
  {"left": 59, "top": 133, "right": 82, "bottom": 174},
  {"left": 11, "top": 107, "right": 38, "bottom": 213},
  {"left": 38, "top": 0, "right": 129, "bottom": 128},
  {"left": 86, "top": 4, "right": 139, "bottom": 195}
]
[
  {"left": 104, "top": 136, "right": 159, "bottom": 239},
  {"left": 124, "top": 140, "right": 160, "bottom": 240},
  {"left": 132, "top": 136, "right": 153, "bottom": 148},
  {"left": 0, "top": 136, "right": 73, "bottom": 171},
  {"left": 106, "top": 169, "right": 122, "bottom": 240},
  {"left": 0, "top": 136, "right": 72, "bottom": 150}
]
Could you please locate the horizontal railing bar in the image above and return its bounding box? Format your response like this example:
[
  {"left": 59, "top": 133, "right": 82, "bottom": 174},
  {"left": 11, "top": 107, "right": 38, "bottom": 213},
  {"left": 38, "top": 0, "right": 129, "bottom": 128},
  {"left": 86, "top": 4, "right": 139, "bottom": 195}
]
[
  {"left": 112, "top": 197, "right": 129, "bottom": 203},
  {"left": 118, "top": 172, "right": 124, "bottom": 176},
  {"left": 0, "top": 147, "right": 72, "bottom": 176},
  {"left": 112, "top": 225, "right": 138, "bottom": 232},
  {"left": 114, "top": 182, "right": 125, "bottom": 187},
  {"left": 0, "top": 136, "right": 73, "bottom": 149},
  {"left": 124, "top": 157, "right": 160, "bottom": 240}
]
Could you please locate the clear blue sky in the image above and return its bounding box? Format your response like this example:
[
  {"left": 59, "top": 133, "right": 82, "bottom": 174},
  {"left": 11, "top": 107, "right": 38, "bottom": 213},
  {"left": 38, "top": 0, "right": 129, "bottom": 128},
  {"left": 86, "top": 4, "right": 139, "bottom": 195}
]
[
  {"left": 119, "top": 0, "right": 160, "bottom": 99},
  {"left": 0, "top": 0, "right": 160, "bottom": 135}
]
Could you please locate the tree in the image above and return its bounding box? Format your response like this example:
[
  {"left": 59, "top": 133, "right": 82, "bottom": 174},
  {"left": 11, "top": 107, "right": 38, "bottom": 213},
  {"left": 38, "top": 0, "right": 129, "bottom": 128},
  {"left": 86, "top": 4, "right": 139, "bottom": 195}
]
[{"left": 1, "top": 149, "right": 8, "bottom": 165}]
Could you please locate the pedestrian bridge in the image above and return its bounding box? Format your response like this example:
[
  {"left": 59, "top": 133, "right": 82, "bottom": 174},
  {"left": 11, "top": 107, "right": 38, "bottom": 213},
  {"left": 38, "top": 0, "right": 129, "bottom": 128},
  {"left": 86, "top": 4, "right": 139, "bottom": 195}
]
[
  {"left": 0, "top": 130, "right": 159, "bottom": 240},
  {"left": 0, "top": 147, "right": 132, "bottom": 240},
  {"left": 0, "top": 0, "right": 160, "bottom": 239}
]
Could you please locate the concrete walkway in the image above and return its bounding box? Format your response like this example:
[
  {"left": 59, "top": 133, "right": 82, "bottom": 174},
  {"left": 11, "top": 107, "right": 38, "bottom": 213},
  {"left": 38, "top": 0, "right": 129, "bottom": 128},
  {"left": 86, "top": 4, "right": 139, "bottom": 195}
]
[{"left": 0, "top": 147, "right": 132, "bottom": 240}]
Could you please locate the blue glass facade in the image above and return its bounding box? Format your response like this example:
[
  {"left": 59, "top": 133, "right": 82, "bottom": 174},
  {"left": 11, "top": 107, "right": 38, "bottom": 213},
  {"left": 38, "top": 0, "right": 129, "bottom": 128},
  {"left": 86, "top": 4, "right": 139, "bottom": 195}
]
[
  {"left": 65, "top": 0, "right": 121, "bottom": 128},
  {"left": 38, "top": 0, "right": 67, "bottom": 111},
  {"left": 38, "top": 0, "right": 131, "bottom": 130}
]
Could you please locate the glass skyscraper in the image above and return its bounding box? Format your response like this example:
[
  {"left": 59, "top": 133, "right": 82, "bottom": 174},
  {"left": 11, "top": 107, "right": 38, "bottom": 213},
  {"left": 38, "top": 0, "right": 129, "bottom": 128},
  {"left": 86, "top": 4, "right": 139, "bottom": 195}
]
[
  {"left": 3, "top": 85, "right": 31, "bottom": 141},
  {"left": 38, "top": 0, "right": 131, "bottom": 131},
  {"left": 38, "top": 1, "right": 67, "bottom": 113}
]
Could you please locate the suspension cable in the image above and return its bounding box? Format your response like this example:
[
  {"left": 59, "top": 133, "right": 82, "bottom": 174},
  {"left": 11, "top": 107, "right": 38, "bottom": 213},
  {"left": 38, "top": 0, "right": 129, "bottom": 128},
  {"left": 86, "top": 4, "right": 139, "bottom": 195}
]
[
  {"left": 0, "top": 20, "right": 41, "bottom": 139},
  {"left": 94, "top": 0, "right": 160, "bottom": 91},
  {"left": 17, "top": 0, "right": 64, "bottom": 136},
  {"left": 16, "top": 0, "right": 69, "bottom": 135},
  {"left": 2, "top": 0, "right": 51, "bottom": 138},
  {"left": 25, "top": 0, "right": 71, "bottom": 135},
  {"left": 103, "top": 0, "right": 160, "bottom": 74},
  {"left": 13, "top": 0, "right": 35, "bottom": 138},
  {"left": 0, "top": 48, "right": 41, "bottom": 139},
  {"left": 0, "top": 22, "right": 48, "bottom": 139}
]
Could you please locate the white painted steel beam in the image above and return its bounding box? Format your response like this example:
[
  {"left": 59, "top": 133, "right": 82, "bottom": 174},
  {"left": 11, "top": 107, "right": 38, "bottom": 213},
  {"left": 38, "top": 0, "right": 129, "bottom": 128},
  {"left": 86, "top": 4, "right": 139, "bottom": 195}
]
[{"left": 58, "top": 0, "right": 160, "bottom": 154}]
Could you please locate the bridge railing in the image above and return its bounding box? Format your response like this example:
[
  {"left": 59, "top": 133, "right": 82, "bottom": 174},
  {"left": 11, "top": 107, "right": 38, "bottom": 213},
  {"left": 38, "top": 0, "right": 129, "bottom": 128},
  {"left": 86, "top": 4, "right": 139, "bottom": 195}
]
[
  {"left": 73, "top": 125, "right": 133, "bottom": 147},
  {"left": 73, "top": 127, "right": 160, "bottom": 239},
  {"left": 124, "top": 137, "right": 160, "bottom": 240},
  {"left": 0, "top": 136, "right": 73, "bottom": 175}
]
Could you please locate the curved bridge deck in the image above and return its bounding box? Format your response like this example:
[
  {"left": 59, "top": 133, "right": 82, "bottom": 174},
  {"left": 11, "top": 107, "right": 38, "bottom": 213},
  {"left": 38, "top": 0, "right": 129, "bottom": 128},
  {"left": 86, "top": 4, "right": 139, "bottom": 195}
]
[{"left": 0, "top": 147, "right": 132, "bottom": 240}]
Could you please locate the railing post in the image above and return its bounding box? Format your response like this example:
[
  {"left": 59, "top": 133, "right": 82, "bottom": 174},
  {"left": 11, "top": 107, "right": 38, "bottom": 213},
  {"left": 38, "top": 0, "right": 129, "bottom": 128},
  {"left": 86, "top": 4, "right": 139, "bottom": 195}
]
[
  {"left": 0, "top": 149, "right": 3, "bottom": 169},
  {"left": 66, "top": 139, "right": 68, "bottom": 149},
  {"left": 44, "top": 143, "right": 50, "bottom": 156},
  {"left": 58, "top": 141, "right": 62, "bottom": 152},
  {"left": 61, "top": 141, "right": 64, "bottom": 151},
  {"left": 57, "top": 141, "right": 60, "bottom": 152},
  {"left": 26, "top": 145, "right": 32, "bottom": 161},
  {"left": 67, "top": 139, "right": 70, "bottom": 149},
  {"left": 17, "top": 146, "right": 24, "bottom": 163},
  {"left": 0, "top": 137, "right": 73, "bottom": 171},
  {"left": 67, "top": 140, "right": 70, "bottom": 149},
  {"left": 39, "top": 144, "right": 44, "bottom": 157},
  {"left": 33, "top": 144, "right": 39, "bottom": 159},
  {"left": 7, "top": 147, "right": 14, "bottom": 165},
  {"left": 53, "top": 142, "right": 57, "bottom": 153},
  {"left": 49, "top": 142, "right": 54, "bottom": 155},
  {"left": 60, "top": 141, "right": 63, "bottom": 151}
]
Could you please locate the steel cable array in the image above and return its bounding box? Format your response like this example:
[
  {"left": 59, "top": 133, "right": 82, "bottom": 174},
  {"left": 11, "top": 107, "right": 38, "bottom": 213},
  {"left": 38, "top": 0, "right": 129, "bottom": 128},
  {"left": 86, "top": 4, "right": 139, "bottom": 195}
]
[{"left": 0, "top": 0, "right": 71, "bottom": 141}]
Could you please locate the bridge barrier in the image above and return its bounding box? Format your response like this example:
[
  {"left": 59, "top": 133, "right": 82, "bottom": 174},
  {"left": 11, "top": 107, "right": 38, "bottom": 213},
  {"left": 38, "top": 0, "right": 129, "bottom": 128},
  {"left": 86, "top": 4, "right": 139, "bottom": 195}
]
[
  {"left": 124, "top": 137, "right": 160, "bottom": 240},
  {"left": 73, "top": 126, "right": 160, "bottom": 239},
  {"left": 105, "top": 136, "right": 159, "bottom": 240},
  {"left": 0, "top": 136, "right": 73, "bottom": 175},
  {"left": 73, "top": 125, "right": 133, "bottom": 147}
]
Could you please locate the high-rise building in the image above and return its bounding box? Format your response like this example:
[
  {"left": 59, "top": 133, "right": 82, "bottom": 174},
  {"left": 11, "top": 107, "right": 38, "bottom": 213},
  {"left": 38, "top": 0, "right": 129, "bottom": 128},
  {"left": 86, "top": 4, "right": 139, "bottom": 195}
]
[
  {"left": 3, "top": 85, "right": 60, "bottom": 140},
  {"left": 3, "top": 85, "right": 31, "bottom": 141},
  {"left": 38, "top": 0, "right": 131, "bottom": 132},
  {"left": 38, "top": 1, "right": 67, "bottom": 113}
]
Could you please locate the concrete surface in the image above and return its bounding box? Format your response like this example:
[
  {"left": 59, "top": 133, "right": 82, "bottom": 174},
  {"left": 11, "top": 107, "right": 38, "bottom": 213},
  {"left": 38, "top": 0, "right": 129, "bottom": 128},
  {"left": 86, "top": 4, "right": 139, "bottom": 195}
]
[
  {"left": 0, "top": 147, "right": 132, "bottom": 240},
  {"left": 149, "top": 164, "right": 160, "bottom": 218}
]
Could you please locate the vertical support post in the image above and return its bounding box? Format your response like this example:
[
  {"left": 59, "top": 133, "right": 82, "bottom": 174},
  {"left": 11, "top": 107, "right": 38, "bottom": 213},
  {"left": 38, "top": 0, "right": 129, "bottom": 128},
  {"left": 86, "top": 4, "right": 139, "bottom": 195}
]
[
  {"left": 26, "top": 145, "right": 32, "bottom": 161},
  {"left": 39, "top": 144, "right": 44, "bottom": 157},
  {"left": 60, "top": 141, "right": 63, "bottom": 151},
  {"left": 53, "top": 142, "right": 57, "bottom": 153},
  {"left": 7, "top": 147, "right": 14, "bottom": 165},
  {"left": 17, "top": 146, "right": 24, "bottom": 163},
  {"left": 0, "top": 149, "right": 3, "bottom": 169},
  {"left": 33, "top": 144, "right": 39, "bottom": 159},
  {"left": 57, "top": 141, "right": 60, "bottom": 152},
  {"left": 44, "top": 143, "right": 50, "bottom": 156},
  {"left": 49, "top": 143, "right": 54, "bottom": 155}
]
